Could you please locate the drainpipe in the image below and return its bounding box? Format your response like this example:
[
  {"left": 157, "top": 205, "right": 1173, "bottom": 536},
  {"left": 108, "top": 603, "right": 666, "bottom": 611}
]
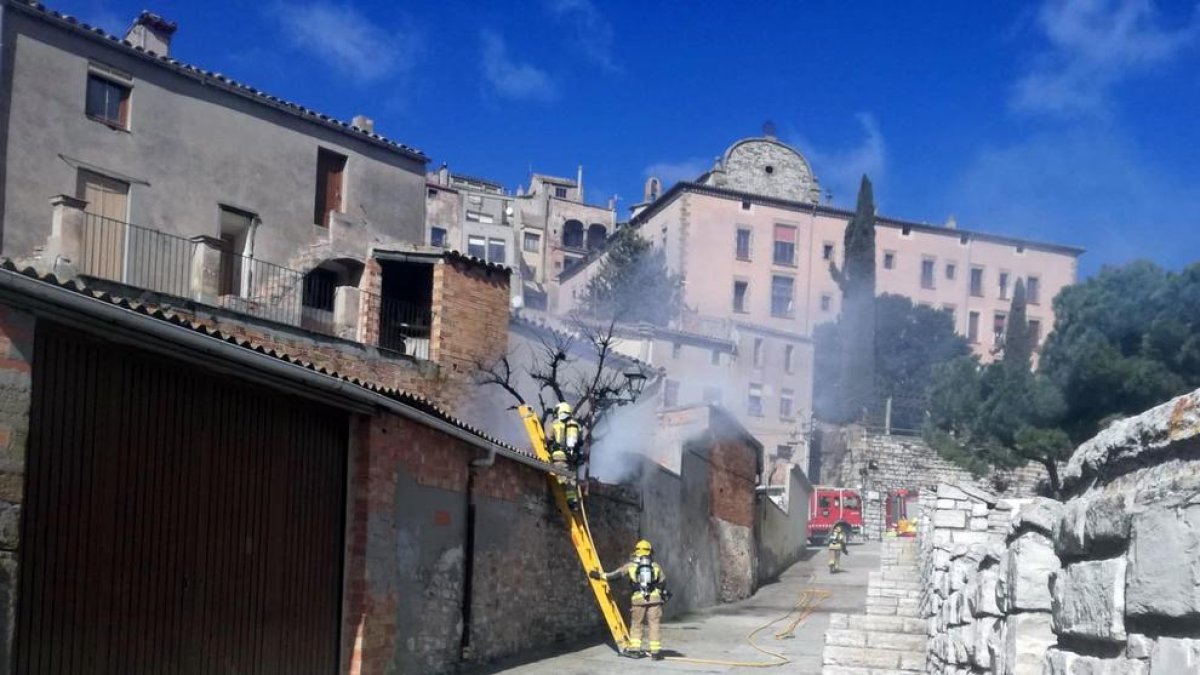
[{"left": 460, "top": 447, "right": 495, "bottom": 662}]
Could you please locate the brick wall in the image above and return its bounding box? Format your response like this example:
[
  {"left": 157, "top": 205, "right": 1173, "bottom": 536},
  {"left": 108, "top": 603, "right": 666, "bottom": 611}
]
[
  {"left": 709, "top": 437, "right": 757, "bottom": 528},
  {"left": 430, "top": 258, "right": 510, "bottom": 399},
  {"left": 0, "top": 304, "right": 34, "bottom": 667}
]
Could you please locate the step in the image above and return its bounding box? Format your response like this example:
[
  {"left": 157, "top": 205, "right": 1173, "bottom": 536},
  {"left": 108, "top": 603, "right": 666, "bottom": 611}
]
[
  {"left": 828, "top": 612, "right": 926, "bottom": 635},
  {"left": 822, "top": 668, "right": 921, "bottom": 675},
  {"left": 825, "top": 629, "right": 927, "bottom": 652},
  {"left": 822, "top": 645, "right": 925, "bottom": 671}
]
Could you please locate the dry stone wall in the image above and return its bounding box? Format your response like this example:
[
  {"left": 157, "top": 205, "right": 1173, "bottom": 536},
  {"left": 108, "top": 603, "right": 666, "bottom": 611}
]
[{"left": 917, "top": 387, "right": 1200, "bottom": 675}]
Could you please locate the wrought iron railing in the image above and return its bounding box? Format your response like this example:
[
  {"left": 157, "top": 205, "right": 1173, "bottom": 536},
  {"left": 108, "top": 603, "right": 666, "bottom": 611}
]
[
  {"left": 361, "top": 291, "right": 432, "bottom": 360},
  {"left": 80, "top": 212, "right": 195, "bottom": 298}
]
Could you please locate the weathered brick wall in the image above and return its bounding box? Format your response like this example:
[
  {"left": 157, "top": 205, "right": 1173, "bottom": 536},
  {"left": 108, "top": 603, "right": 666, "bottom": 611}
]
[
  {"left": 430, "top": 258, "right": 510, "bottom": 402},
  {"left": 708, "top": 436, "right": 759, "bottom": 602},
  {"left": 0, "top": 305, "right": 34, "bottom": 667}
]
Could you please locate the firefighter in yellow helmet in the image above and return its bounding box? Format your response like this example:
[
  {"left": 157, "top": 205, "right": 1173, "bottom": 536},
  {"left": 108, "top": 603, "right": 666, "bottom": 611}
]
[
  {"left": 590, "top": 539, "right": 670, "bottom": 659},
  {"left": 549, "top": 402, "right": 582, "bottom": 510},
  {"left": 828, "top": 524, "right": 850, "bottom": 573}
]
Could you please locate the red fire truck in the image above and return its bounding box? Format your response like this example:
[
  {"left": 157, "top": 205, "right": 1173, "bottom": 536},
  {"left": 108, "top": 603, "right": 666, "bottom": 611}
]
[{"left": 807, "top": 486, "right": 864, "bottom": 544}]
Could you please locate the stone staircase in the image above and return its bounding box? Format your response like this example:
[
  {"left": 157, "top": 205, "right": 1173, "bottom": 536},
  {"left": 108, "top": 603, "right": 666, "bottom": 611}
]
[{"left": 822, "top": 539, "right": 927, "bottom": 674}]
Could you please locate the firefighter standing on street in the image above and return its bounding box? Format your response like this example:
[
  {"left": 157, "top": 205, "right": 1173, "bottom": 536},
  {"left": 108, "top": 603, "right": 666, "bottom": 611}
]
[
  {"left": 549, "top": 402, "right": 582, "bottom": 510},
  {"left": 590, "top": 539, "right": 669, "bottom": 659},
  {"left": 828, "top": 524, "right": 849, "bottom": 573}
]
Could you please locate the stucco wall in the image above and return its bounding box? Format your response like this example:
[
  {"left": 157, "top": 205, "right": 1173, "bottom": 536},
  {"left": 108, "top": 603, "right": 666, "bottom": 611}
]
[
  {"left": 2, "top": 11, "right": 426, "bottom": 263},
  {"left": 758, "top": 465, "right": 813, "bottom": 581}
]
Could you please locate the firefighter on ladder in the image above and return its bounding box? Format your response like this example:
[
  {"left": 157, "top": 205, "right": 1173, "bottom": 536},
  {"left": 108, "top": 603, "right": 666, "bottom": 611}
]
[
  {"left": 549, "top": 402, "right": 582, "bottom": 510},
  {"left": 591, "top": 539, "right": 670, "bottom": 659}
]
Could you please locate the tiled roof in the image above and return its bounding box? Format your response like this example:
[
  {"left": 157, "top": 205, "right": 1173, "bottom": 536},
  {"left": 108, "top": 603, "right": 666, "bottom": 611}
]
[
  {"left": 13, "top": 1, "right": 427, "bottom": 162},
  {"left": 0, "top": 261, "right": 529, "bottom": 456},
  {"left": 374, "top": 247, "right": 514, "bottom": 276}
]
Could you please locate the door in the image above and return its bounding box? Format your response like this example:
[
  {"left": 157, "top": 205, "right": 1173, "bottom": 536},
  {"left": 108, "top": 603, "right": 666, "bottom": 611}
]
[
  {"left": 313, "top": 149, "right": 346, "bottom": 227},
  {"left": 76, "top": 169, "right": 130, "bottom": 281},
  {"left": 15, "top": 324, "right": 348, "bottom": 674}
]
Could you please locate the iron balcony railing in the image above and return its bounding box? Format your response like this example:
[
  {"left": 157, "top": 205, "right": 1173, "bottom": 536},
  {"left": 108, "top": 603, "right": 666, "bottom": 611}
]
[
  {"left": 80, "top": 212, "right": 195, "bottom": 298},
  {"left": 361, "top": 290, "right": 432, "bottom": 360}
]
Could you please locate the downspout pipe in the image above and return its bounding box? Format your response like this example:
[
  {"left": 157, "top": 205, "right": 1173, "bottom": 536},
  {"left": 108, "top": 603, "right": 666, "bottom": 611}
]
[{"left": 0, "top": 268, "right": 563, "bottom": 476}]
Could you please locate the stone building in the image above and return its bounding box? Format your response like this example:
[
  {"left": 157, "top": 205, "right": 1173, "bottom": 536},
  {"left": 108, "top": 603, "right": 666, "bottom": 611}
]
[
  {"left": 556, "top": 129, "right": 1084, "bottom": 472},
  {"left": 425, "top": 166, "right": 616, "bottom": 311},
  {"left": 1, "top": 1, "right": 445, "bottom": 362}
]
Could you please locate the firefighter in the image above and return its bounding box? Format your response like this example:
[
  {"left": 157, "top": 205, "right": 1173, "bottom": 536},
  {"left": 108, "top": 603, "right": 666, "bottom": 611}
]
[
  {"left": 828, "top": 524, "right": 849, "bottom": 573},
  {"left": 549, "top": 402, "right": 582, "bottom": 510},
  {"left": 591, "top": 539, "right": 669, "bottom": 659}
]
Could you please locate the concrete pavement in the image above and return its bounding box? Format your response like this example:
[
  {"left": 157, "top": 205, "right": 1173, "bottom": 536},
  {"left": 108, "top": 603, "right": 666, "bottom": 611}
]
[{"left": 469, "top": 542, "right": 880, "bottom": 674}]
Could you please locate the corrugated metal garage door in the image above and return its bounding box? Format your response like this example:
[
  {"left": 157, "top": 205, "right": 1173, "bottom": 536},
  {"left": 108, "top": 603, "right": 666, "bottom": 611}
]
[{"left": 15, "top": 323, "right": 348, "bottom": 674}]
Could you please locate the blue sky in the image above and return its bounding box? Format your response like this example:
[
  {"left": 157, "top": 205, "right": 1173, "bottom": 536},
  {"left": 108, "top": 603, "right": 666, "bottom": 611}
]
[{"left": 57, "top": 0, "right": 1200, "bottom": 275}]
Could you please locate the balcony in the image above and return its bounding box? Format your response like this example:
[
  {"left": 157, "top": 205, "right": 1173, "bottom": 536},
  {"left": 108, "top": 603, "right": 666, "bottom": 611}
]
[{"left": 46, "top": 197, "right": 433, "bottom": 362}]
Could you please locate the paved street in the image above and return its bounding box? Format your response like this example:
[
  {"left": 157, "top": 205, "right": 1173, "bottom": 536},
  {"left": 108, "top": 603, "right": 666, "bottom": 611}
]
[{"left": 471, "top": 542, "right": 879, "bottom": 674}]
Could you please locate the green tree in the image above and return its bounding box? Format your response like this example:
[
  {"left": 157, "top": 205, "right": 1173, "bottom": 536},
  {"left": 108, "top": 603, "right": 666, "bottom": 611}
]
[
  {"left": 1003, "top": 278, "right": 1033, "bottom": 371},
  {"left": 580, "top": 228, "right": 682, "bottom": 326},
  {"left": 815, "top": 295, "right": 971, "bottom": 428},
  {"left": 828, "top": 176, "right": 877, "bottom": 420}
]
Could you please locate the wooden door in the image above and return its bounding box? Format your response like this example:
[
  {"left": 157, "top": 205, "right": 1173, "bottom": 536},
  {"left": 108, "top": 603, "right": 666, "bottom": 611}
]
[
  {"left": 76, "top": 170, "right": 129, "bottom": 281},
  {"left": 313, "top": 149, "right": 346, "bottom": 227},
  {"left": 15, "top": 324, "right": 348, "bottom": 674}
]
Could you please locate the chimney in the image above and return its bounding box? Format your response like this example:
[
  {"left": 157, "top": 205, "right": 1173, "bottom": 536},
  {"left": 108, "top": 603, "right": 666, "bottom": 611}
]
[
  {"left": 945, "top": 215, "right": 958, "bottom": 229},
  {"left": 352, "top": 114, "right": 375, "bottom": 132},
  {"left": 438, "top": 163, "right": 449, "bottom": 185},
  {"left": 125, "top": 11, "right": 177, "bottom": 56},
  {"left": 576, "top": 165, "right": 584, "bottom": 202}
]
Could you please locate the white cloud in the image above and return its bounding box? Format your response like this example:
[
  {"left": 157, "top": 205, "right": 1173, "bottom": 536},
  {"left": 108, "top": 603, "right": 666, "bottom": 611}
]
[
  {"left": 543, "top": 0, "right": 617, "bottom": 71},
  {"left": 793, "top": 113, "right": 887, "bottom": 207},
  {"left": 275, "top": 2, "right": 418, "bottom": 84},
  {"left": 643, "top": 158, "right": 710, "bottom": 186},
  {"left": 1012, "top": 0, "right": 1198, "bottom": 117},
  {"left": 480, "top": 31, "right": 558, "bottom": 102}
]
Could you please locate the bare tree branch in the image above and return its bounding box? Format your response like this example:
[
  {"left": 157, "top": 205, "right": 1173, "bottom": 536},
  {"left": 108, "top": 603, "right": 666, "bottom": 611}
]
[{"left": 474, "top": 353, "right": 526, "bottom": 408}]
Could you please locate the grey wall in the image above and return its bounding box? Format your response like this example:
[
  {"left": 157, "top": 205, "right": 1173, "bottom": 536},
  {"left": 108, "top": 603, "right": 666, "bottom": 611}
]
[
  {"left": 1, "top": 10, "right": 426, "bottom": 263},
  {"left": 758, "top": 465, "right": 813, "bottom": 581}
]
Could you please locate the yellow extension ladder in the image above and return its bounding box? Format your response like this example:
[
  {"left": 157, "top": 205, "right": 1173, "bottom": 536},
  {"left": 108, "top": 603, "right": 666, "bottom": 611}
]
[{"left": 519, "top": 404, "right": 631, "bottom": 651}]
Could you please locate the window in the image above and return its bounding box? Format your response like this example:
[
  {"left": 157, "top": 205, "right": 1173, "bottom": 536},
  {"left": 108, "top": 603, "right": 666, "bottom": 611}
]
[
  {"left": 314, "top": 148, "right": 347, "bottom": 227},
  {"left": 427, "top": 188, "right": 438, "bottom": 199},
  {"left": 921, "top": 258, "right": 936, "bottom": 289},
  {"left": 703, "top": 387, "right": 723, "bottom": 405},
  {"left": 302, "top": 267, "right": 338, "bottom": 312},
  {"left": 563, "top": 220, "right": 584, "bottom": 248},
  {"left": 663, "top": 380, "right": 680, "bottom": 408},
  {"left": 773, "top": 224, "right": 797, "bottom": 265},
  {"left": 784, "top": 344, "right": 795, "bottom": 374},
  {"left": 523, "top": 231, "right": 541, "bottom": 252},
  {"left": 487, "top": 238, "right": 506, "bottom": 264},
  {"left": 747, "top": 384, "right": 764, "bottom": 417},
  {"left": 883, "top": 251, "right": 895, "bottom": 269},
  {"left": 465, "top": 210, "right": 495, "bottom": 224},
  {"left": 735, "top": 227, "right": 752, "bottom": 260},
  {"left": 820, "top": 294, "right": 832, "bottom": 312},
  {"left": 430, "top": 226, "right": 447, "bottom": 248},
  {"left": 779, "top": 388, "right": 795, "bottom": 419},
  {"left": 218, "top": 206, "right": 254, "bottom": 296},
  {"left": 968, "top": 311, "right": 980, "bottom": 343},
  {"left": 554, "top": 186, "right": 568, "bottom": 198},
  {"left": 468, "top": 195, "right": 483, "bottom": 205},
  {"left": 711, "top": 350, "right": 720, "bottom": 366},
  {"left": 946, "top": 262, "right": 957, "bottom": 280},
  {"left": 943, "top": 304, "right": 956, "bottom": 324},
  {"left": 970, "top": 267, "right": 984, "bottom": 297},
  {"left": 994, "top": 312, "right": 1007, "bottom": 345},
  {"left": 776, "top": 444, "right": 794, "bottom": 459},
  {"left": 467, "top": 235, "right": 486, "bottom": 259},
  {"left": 901, "top": 225, "right": 912, "bottom": 236},
  {"left": 753, "top": 338, "right": 764, "bottom": 368},
  {"left": 733, "top": 280, "right": 749, "bottom": 313},
  {"left": 85, "top": 72, "right": 131, "bottom": 128},
  {"left": 741, "top": 200, "right": 751, "bottom": 211},
  {"left": 1029, "top": 319, "right": 1042, "bottom": 345},
  {"left": 999, "top": 271, "right": 1010, "bottom": 299},
  {"left": 1027, "top": 276, "right": 1041, "bottom": 304},
  {"left": 822, "top": 242, "right": 835, "bottom": 261},
  {"left": 770, "top": 275, "right": 794, "bottom": 318},
  {"left": 672, "top": 342, "right": 682, "bottom": 359}
]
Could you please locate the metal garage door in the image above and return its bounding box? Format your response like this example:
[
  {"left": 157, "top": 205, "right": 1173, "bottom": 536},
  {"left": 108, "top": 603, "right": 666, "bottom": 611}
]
[{"left": 15, "top": 323, "right": 348, "bottom": 674}]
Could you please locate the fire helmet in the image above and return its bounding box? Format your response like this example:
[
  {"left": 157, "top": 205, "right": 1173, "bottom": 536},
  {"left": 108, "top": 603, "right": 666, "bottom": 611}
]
[
  {"left": 634, "top": 539, "right": 653, "bottom": 556},
  {"left": 555, "top": 402, "right": 573, "bottom": 417}
]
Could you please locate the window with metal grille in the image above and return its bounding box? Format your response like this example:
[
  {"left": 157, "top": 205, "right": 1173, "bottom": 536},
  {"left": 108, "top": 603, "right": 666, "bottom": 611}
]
[
  {"left": 86, "top": 74, "right": 130, "bottom": 128},
  {"left": 467, "top": 235, "right": 486, "bottom": 259},
  {"left": 523, "top": 231, "right": 540, "bottom": 252}
]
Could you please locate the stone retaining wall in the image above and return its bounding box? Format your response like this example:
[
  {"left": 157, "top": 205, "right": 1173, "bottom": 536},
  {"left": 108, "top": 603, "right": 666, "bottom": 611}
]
[{"left": 916, "top": 387, "right": 1200, "bottom": 674}]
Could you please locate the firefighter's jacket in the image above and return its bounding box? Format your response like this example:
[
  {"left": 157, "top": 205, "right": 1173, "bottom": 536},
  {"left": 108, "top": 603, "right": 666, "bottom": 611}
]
[
  {"left": 550, "top": 417, "right": 582, "bottom": 462},
  {"left": 602, "top": 559, "right": 666, "bottom": 605}
]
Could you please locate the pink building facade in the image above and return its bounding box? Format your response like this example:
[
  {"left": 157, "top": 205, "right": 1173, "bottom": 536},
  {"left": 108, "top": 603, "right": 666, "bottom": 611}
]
[{"left": 557, "top": 134, "right": 1083, "bottom": 471}]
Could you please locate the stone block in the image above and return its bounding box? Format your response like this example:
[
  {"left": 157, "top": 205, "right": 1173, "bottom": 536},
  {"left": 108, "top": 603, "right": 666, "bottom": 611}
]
[
  {"left": 1044, "top": 648, "right": 1149, "bottom": 675},
  {"left": 1149, "top": 637, "right": 1200, "bottom": 675},
  {"left": 1051, "top": 557, "right": 1127, "bottom": 643},
  {"left": 937, "top": 484, "right": 970, "bottom": 500},
  {"left": 1005, "top": 531, "right": 1058, "bottom": 612},
  {"left": 1126, "top": 505, "right": 1200, "bottom": 620},
  {"left": 937, "top": 498, "right": 958, "bottom": 509},
  {"left": 934, "top": 508, "right": 968, "bottom": 529},
  {"left": 969, "top": 616, "right": 1001, "bottom": 670},
  {"left": 958, "top": 483, "right": 998, "bottom": 506},
  {"left": 970, "top": 516, "right": 989, "bottom": 531},
  {"left": 1004, "top": 613, "right": 1055, "bottom": 675},
  {"left": 972, "top": 502, "right": 990, "bottom": 517},
  {"left": 969, "top": 567, "right": 1002, "bottom": 617},
  {"left": 1009, "top": 497, "right": 1063, "bottom": 538},
  {"left": 1055, "top": 492, "right": 1132, "bottom": 558},
  {"left": 1127, "top": 633, "right": 1154, "bottom": 660}
]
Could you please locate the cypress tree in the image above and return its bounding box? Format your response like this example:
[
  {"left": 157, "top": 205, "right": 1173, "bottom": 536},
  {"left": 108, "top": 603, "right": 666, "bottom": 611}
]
[
  {"left": 830, "top": 175, "right": 878, "bottom": 420},
  {"left": 1003, "top": 278, "right": 1033, "bottom": 371},
  {"left": 581, "top": 228, "right": 680, "bottom": 326}
]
